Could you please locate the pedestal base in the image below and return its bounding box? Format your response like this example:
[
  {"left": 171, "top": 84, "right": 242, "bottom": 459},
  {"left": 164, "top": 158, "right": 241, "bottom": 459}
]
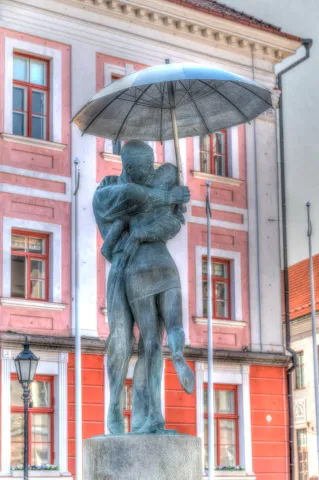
[{"left": 84, "top": 434, "right": 202, "bottom": 480}]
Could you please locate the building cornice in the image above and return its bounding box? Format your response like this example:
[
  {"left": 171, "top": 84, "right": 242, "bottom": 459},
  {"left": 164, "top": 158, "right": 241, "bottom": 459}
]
[
  {"left": 56, "top": 0, "right": 301, "bottom": 62},
  {"left": 0, "top": 331, "right": 290, "bottom": 366}
]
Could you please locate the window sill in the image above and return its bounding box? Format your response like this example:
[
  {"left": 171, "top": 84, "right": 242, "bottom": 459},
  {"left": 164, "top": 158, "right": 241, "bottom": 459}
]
[
  {"left": 206, "top": 473, "right": 255, "bottom": 479},
  {"left": 0, "top": 297, "right": 67, "bottom": 311},
  {"left": 10, "top": 473, "right": 72, "bottom": 478},
  {"left": 194, "top": 317, "right": 246, "bottom": 328},
  {"left": 191, "top": 170, "right": 244, "bottom": 187},
  {"left": 101, "top": 152, "right": 162, "bottom": 168},
  {"left": 0, "top": 133, "right": 67, "bottom": 151}
]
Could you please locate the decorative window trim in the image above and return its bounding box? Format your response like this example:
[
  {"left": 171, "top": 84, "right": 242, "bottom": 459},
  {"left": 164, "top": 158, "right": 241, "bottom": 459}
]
[
  {"left": 190, "top": 200, "right": 248, "bottom": 233},
  {"left": 0, "top": 133, "right": 67, "bottom": 151},
  {"left": 195, "top": 362, "right": 253, "bottom": 477},
  {"left": 104, "top": 355, "right": 165, "bottom": 434},
  {"left": 0, "top": 297, "right": 66, "bottom": 311},
  {"left": 193, "top": 127, "right": 239, "bottom": 180},
  {"left": 195, "top": 246, "right": 242, "bottom": 321},
  {"left": 193, "top": 317, "right": 246, "bottom": 328},
  {"left": 2, "top": 217, "right": 62, "bottom": 304},
  {"left": 0, "top": 349, "right": 71, "bottom": 477},
  {"left": 4, "top": 37, "right": 62, "bottom": 144}
]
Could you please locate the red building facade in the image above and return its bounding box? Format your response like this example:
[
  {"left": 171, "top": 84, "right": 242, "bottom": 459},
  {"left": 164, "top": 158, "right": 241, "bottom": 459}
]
[{"left": 0, "top": 1, "right": 302, "bottom": 479}]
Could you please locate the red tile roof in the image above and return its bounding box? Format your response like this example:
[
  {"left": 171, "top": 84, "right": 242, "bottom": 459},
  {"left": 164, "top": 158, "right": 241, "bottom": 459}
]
[
  {"left": 283, "top": 254, "right": 319, "bottom": 320},
  {"left": 166, "top": 0, "right": 302, "bottom": 42}
]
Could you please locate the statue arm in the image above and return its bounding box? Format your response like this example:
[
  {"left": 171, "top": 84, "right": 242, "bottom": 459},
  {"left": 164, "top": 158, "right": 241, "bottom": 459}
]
[
  {"left": 93, "top": 182, "right": 190, "bottom": 224},
  {"left": 132, "top": 211, "right": 182, "bottom": 243},
  {"left": 100, "top": 219, "right": 127, "bottom": 263}
]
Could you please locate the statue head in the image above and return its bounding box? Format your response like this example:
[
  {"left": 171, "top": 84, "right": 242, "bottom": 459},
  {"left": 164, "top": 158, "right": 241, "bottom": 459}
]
[
  {"left": 121, "top": 140, "right": 155, "bottom": 186},
  {"left": 152, "top": 163, "right": 178, "bottom": 191}
]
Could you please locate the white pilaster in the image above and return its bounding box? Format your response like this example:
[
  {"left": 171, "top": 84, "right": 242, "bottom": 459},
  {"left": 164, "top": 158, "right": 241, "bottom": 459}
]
[
  {"left": 57, "top": 353, "right": 69, "bottom": 474},
  {"left": 195, "top": 361, "right": 206, "bottom": 475},
  {"left": 239, "top": 365, "right": 253, "bottom": 474},
  {"left": 0, "top": 349, "right": 12, "bottom": 474}
]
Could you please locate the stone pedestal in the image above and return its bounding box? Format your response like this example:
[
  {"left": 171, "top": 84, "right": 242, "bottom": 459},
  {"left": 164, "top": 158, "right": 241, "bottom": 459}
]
[{"left": 84, "top": 434, "right": 202, "bottom": 480}]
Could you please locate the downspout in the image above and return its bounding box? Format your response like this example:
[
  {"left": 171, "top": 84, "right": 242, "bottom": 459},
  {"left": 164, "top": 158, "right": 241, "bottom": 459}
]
[{"left": 278, "top": 38, "right": 312, "bottom": 480}]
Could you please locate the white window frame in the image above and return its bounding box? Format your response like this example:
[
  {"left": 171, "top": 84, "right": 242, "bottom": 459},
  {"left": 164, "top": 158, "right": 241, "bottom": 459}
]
[
  {"left": 0, "top": 348, "right": 71, "bottom": 477},
  {"left": 193, "top": 127, "right": 239, "bottom": 179},
  {"left": 196, "top": 362, "right": 254, "bottom": 477},
  {"left": 195, "top": 246, "right": 242, "bottom": 321},
  {"left": 2, "top": 217, "right": 62, "bottom": 304},
  {"left": 104, "top": 356, "right": 165, "bottom": 434},
  {"left": 5, "top": 37, "right": 62, "bottom": 144}
]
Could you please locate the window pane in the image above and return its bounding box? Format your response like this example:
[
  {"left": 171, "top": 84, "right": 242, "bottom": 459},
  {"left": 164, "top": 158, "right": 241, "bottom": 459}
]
[
  {"left": 11, "top": 442, "right": 24, "bottom": 467},
  {"left": 216, "top": 300, "right": 228, "bottom": 318},
  {"left": 200, "top": 135, "right": 211, "bottom": 173},
  {"left": 213, "top": 262, "right": 227, "bottom": 278},
  {"left": 31, "top": 380, "right": 51, "bottom": 408},
  {"left": 30, "top": 60, "right": 46, "bottom": 86},
  {"left": 11, "top": 380, "right": 23, "bottom": 407},
  {"left": 123, "top": 384, "right": 132, "bottom": 410},
  {"left": 214, "top": 155, "right": 226, "bottom": 177},
  {"left": 32, "top": 414, "right": 50, "bottom": 442},
  {"left": 13, "top": 86, "right": 26, "bottom": 111},
  {"left": 204, "top": 418, "right": 217, "bottom": 468},
  {"left": 32, "top": 443, "right": 50, "bottom": 466},
  {"left": 11, "top": 255, "right": 26, "bottom": 298},
  {"left": 13, "top": 56, "right": 28, "bottom": 82},
  {"left": 12, "top": 235, "right": 27, "bottom": 252},
  {"left": 13, "top": 112, "right": 26, "bottom": 136},
  {"left": 11, "top": 413, "right": 24, "bottom": 442},
  {"left": 214, "top": 132, "right": 225, "bottom": 154},
  {"left": 32, "top": 90, "right": 46, "bottom": 115},
  {"left": 220, "top": 445, "right": 236, "bottom": 467},
  {"left": 202, "top": 259, "right": 208, "bottom": 275},
  {"left": 29, "top": 237, "right": 45, "bottom": 254},
  {"left": 32, "top": 115, "right": 46, "bottom": 140},
  {"left": 216, "top": 282, "right": 228, "bottom": 300},
  {"left": 30, "top": 279, "right": 45, "bottom": 299},
  {"left": 297, "top": 429, "right": 307, "bottom": 447},
  {"left": 215, "top": 390, "right": 235, "bottom": 414},
  {"left": 124, "top": 415, "right": 130, "bottom": 433},
  {"left": 219, "top": 419, "right": 236, "bottom": 444},
  {"left": 204, "top": 388, "right": 208, "bottom": 414},
  {"left": 30, "top": 259, "right": 45, "bottom": 279}
]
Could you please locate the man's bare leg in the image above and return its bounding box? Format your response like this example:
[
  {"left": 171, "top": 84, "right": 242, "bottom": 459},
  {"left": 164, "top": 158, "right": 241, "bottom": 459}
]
[{"left": 159, "top": 288, "right": 194, "bottom": 394}]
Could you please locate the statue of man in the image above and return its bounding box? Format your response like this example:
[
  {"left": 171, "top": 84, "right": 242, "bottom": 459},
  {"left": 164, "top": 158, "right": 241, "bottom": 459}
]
[{"left": 93, "top": 140, "right": 194, "bottom": 435}]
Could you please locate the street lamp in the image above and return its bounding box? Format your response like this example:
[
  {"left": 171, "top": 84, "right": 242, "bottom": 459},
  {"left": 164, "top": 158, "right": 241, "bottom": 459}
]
[{"left": 14, "top": 342, "right": 39, "bottom": 480}]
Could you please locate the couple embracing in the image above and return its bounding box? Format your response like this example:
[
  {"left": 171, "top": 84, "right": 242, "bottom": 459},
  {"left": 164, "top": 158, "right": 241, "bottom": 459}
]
[{"left": 93, "top": 140, "right": 194, "bottom": 435}]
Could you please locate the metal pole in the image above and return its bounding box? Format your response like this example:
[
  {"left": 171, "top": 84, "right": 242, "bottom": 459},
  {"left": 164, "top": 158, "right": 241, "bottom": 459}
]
[
  {"left": 74, "top": 157, "right": 82, "bottom": 480},
  {"left": 306, "top": 202, "right": 319, "bottom": 470},
  {"left": 23, "top": 385, "right": 29, "bottom": 480},
  {"left": 206, "top": 181, "right": 214, "bottom": 479}
]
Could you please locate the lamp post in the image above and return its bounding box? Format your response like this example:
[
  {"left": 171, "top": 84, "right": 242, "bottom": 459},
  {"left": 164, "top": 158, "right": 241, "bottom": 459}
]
[{"left": 14, "top": 342, "right": 39, "bottom": 480}]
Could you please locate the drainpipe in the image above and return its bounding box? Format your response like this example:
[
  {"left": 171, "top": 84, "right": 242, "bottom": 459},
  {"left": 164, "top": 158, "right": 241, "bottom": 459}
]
[{"left": 278, "top": 38, "right": 312, "bottom": 480}]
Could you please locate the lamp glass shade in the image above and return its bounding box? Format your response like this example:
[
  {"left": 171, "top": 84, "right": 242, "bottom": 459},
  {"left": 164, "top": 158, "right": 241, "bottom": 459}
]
[{"left": 14, "top": 343, "right": 39, "bottom": 385}]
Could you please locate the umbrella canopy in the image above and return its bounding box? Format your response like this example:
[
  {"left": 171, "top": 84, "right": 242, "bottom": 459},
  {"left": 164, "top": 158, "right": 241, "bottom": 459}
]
[{"left": 72, "top": 63, "right": 272, "bottom": 142}]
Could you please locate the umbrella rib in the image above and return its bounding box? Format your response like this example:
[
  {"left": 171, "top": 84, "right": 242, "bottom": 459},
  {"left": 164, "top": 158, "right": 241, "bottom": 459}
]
[
  {"left": 160, "top": 84, "right": 164, "bottom": 143},
  {"left": 81, "top": 88, "right": 130, "bottom": 136},
  {"left": 179, "top": 80, "right": 211, "bottom": 134},
  {"left": 115, "top": 84, "right": 153, "bottom": 142},
  {"left": 198, "top": 80, "right": 250, "bottom": 123},
  {"left": 235, "top": 82, "right": 273, "bottom": 109}
]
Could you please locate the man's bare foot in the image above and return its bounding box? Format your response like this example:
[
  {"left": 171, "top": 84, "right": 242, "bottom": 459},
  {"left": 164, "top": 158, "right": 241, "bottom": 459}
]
[
  {"left": 172, "top": 353, "right": 195, "bottom": 394},
  {"left": 107, "top": 407, "right": 125, "bottom": 434}
]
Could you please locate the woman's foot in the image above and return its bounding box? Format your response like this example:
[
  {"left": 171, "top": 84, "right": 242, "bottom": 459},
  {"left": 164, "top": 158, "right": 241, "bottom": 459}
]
[{"left": 172, "top": 353, "right": 195, "bottom": 394}]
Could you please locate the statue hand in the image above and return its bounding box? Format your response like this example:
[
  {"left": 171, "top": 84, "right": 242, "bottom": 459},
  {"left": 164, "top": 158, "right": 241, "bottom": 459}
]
[{"left": 169, "top": 186, "right": 190, "bottom": 205}]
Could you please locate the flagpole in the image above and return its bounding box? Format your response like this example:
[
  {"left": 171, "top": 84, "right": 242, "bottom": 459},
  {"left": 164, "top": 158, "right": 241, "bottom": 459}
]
[
  {"left": 206, "top": 181, "right": 214, "bottom": 480},
  {"left": 306, "top": 202, "right": 319, "bottom": 470},
  {"left": 74, "top": 157, "right": 82, "bottom": 480}
]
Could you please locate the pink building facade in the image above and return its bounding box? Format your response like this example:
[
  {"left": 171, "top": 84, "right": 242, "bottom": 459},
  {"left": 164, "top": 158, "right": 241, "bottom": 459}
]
[{"left": 0, "top": 1, "right": 302, "bottom": 479}]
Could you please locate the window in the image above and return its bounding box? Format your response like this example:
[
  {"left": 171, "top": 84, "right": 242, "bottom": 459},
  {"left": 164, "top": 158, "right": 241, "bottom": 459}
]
[
  {"left": 200, "top": 130, "right": 228, "bottom": 176},
  {"left": 202, "top": 258, "right": 231, "bottom": 319},
  {"left": 204, "top": 384, "right": 238, "bottom": 470},
  {"left": 297, "top": 429, "right": 308, "bottom": 480},
  {"left": 11, "top": 230, "right": 49, "bottom": 301},
  {"left": 296, "top": 352, "right": 305, "bottom": 389},
  {"left": 123, "top": 380, "right": 132, "bottom": 433},
  {"left": 13, "top": 53, "right": 50, "bottom": 140},
  {"left": 11, "top": 375, "right": 54, "bottom": 467}
]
